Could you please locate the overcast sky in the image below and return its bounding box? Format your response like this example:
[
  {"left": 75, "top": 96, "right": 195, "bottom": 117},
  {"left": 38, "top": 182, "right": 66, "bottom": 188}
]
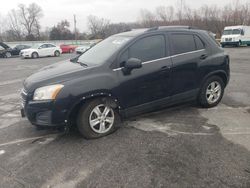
[{"left": 0, "top": 0, "right": 249, "bottom": 32}]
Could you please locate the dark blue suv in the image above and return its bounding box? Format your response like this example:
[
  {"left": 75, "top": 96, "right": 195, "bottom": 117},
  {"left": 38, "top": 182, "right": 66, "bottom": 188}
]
[{"left": 21, "top": 26, "right": 230, "bottom": 139}]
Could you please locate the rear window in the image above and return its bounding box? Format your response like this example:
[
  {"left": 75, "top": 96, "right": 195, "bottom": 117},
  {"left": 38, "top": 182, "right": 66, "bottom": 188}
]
[
  {"left": 171, "top": 34, "right": 196, "bottom": 55},
  {"left": 194, "top": 35, "right": 205, "bottom": 50},
  {"left": 207, "top": 32, "right": 220, "bottom": 47}
]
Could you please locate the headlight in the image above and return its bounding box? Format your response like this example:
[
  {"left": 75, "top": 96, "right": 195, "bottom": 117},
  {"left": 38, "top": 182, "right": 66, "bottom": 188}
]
[{"left": 33, "top": 84, "right": 64, "bottom": 101}]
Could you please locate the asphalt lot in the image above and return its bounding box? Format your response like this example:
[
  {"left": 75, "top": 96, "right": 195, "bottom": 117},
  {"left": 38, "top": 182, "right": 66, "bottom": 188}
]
[{"left": 0, "top": 49, "right": 250, "bottom": 188}]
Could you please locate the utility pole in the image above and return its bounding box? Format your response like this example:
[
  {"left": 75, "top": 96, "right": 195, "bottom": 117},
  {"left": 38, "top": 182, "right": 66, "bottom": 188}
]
[{"left": 74, "top": 14, "right": 77, "bottom": 40}]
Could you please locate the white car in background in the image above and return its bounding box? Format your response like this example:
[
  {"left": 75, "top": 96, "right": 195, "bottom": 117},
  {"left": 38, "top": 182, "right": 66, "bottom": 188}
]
[
  {"left": 75, "top": 43, "right": 95, "bottom": 54},
  {"left": 20, "top": 43, "right": 62, "bottom": 58}
]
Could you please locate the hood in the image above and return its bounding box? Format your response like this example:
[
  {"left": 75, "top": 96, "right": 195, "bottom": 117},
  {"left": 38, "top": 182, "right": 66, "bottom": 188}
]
[{"left": 24, "top": 60, "right": 91, "bottom": 91}]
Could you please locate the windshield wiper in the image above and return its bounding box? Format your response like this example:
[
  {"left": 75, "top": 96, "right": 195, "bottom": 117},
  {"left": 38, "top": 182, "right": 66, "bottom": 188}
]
[{"left": 78, "top": 61, "right": 88, "bottom": 67}]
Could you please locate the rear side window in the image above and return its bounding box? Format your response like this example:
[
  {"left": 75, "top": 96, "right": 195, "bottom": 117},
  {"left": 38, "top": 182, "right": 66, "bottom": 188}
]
[
  {"left": 40, "top": 44, "right": 47, "bottom": 48},
  {"left": 47, "top": 44, "right": 56, "bottom": 48},
  {"left": 129, "top": 35, "right": 165, "bottom": 62},
  {"left": 171, "top": 34, "right": 196, "bottom": 55},
  {"left": 194, "top": 35, "right": 205, "bottom": 50}
]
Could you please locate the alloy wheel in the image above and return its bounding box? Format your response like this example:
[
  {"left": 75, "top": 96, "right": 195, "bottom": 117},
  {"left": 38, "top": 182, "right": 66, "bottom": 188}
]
[
  {"left": 5, "top": 52, "right": 11, "bottom": 58},
  {"left": 89, "top": 104, "right": 115, "bottom": 134},
  {"left": 206, "top": 81, "right": 222, "bottom": 104}
]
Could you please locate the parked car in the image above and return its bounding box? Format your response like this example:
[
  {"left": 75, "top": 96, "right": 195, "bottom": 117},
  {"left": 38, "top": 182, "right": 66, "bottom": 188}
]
[
  {"left": 60, "top": 44, "right": 76, "bottom": 53},
  {"left": 20, "top": 43, "right": 62, "bottom": 59},
  {"left": 21, "top": 26, "right": 230, "bottom": 139},
  {"left": 0, "top": 42, "right": 12, "bottom": 58},
  {"left": 221, "top": 25, "right": 250, "bottom": 47},
  {"left": 11, "top": 44, "right": 31, "bottom": 56},
  {"left": 75, "top": 43, "right": 95, "bottom": 54}
]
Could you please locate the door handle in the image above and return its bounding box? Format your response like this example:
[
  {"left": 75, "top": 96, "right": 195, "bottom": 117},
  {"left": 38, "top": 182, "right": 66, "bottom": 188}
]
[
  {"left": 161, "top": 66, "right": 171, "bottom": 70},
  {"left": 200, "top": 54, "right": 208, "bottom": 60}
]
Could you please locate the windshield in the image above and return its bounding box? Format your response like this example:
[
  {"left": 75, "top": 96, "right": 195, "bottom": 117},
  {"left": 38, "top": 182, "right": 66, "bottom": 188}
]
[
  {"left": 232, "top": 29, "right": 240, "bottom": 34},
  {"left": 77, "top": 36, "right": 132, "bottom": 66},
  {"left": 223, "top": 30, "right": 232, "bottom": 35},
  {"left": 223, "top": 29, "right": 241, "bottom": 35}
]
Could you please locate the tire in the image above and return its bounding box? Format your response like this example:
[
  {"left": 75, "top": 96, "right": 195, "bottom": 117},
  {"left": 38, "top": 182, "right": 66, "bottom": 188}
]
[
  {"left": 5, "top": 52, "right": 11, "bottom": 58},
  {"left": 77, "top": 98, "right": 120, "bottom": 139},
  {"left": 32, "top": 52, "right": 38, "bottom": 59},
  {"left": 198, "top": 76, "right": 225, "bottom": 108},
  {"left": 221, "top": 44, "right": 225, "bottom": 48},
  {"left": 54, "top": 50, "right": 60, "bottom": 57}
]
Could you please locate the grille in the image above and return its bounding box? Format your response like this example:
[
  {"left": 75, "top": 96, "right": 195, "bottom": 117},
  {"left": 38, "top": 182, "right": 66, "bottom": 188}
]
[{"left": 225, "top": 38, "right": 232, "bottom": 42}]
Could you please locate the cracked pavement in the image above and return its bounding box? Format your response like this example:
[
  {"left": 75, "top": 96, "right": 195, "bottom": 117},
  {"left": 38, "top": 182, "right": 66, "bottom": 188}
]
[{"left": 0, "top": 48, "right": 250, "bottom": 188}]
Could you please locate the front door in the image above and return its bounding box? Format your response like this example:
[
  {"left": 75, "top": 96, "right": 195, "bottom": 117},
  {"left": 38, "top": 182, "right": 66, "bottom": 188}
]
[
  {"left": 114, "top": 34, "right": 172, "bottom": 110},
  {"left": 38, "top": 44, "right": 48, "bottom": 57}
]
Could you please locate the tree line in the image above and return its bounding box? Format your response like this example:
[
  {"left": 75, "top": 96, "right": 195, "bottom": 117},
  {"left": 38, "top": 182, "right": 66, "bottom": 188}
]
[{"left": 0, "top": 0, "right": 250, "bottom": 42}]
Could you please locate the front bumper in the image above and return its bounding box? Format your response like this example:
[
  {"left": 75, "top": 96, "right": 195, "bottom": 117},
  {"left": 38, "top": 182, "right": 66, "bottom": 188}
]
[
  {"left": 20, "top": 52, "right": 31, "bottom": 58},
  {"left": 21, "top": 91, "right": 68, "bottom": 127},
  {"left": 221, "top": 41, "right": 239, "bottom": 46}
]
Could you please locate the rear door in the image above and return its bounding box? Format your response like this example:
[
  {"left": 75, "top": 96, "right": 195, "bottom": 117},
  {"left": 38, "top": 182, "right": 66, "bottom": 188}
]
[
  {"left": 169, "top": 32, "right": 207, "bottom": 98},
  {"left": 114, "top": 34, "right": 172, "bottom": 109},
  {"left": 46, "top": 44, "right": 56, "bottom": 55}
]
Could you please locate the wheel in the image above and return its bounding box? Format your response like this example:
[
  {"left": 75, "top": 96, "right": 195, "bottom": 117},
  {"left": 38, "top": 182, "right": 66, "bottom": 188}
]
[
  {"left": 77, "top": 98, "right": 120, "bottom": 139},
  {"left": 221, "top": 44, "right": 225, "bottom": 48},
  {"left": 5, "top": 52, "right": 11, "bottom": 58},
  {"left": 54, "top": 51, "right": 60, "bottom": 57},
  {"left": 198, "top": 76, "right": 225, "bottom": 108},
  {"left": 32, "top": 52, "right": 38, "bottom": 59}
]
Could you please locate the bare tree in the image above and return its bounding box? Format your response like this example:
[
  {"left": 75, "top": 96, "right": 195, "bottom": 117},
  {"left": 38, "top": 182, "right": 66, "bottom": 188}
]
[
  {"left": 139, "top": 9, "right": 157, "bottom": 27},
  {"left": 176, "top": 0, "right": 185, "bottom": 24},
  {"left": 8, "top": 9, "right": 23, "bottom": 40},
  {"left": 88, "top": 15, "right": 110, "bottom": 38},
  {"left": 18, "top": 3, "right": 43, "bottom": 39},
  {"left": 156, "top": 6, "right": 174, "bottom": 23}
]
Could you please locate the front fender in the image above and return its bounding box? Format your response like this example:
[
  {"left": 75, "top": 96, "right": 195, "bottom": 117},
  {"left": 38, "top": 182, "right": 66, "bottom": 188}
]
[{"left": 65, "top": 90, "right": 121, "bottom": 122}]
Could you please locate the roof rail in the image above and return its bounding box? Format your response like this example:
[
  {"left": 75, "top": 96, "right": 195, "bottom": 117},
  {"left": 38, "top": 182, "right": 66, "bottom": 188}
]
[
  {"left": 145, "top": 27, "right": 159, "bottom": 32},
  {"left": 145, "top": 25, "right": 199, "bottom": 32}
]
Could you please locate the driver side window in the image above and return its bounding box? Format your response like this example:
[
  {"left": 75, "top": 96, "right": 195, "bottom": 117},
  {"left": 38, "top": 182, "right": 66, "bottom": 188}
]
[{"left": 119, "top": 35, "right": 166, "bottom": 67}]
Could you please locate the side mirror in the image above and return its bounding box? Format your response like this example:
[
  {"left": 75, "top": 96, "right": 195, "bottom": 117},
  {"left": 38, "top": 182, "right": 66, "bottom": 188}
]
[
  {"left": 241, "top": 30, "right": 244, "bottom": 36},
  {"left": 122, "top": 58, "right": 142, "bottom": 75}
]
